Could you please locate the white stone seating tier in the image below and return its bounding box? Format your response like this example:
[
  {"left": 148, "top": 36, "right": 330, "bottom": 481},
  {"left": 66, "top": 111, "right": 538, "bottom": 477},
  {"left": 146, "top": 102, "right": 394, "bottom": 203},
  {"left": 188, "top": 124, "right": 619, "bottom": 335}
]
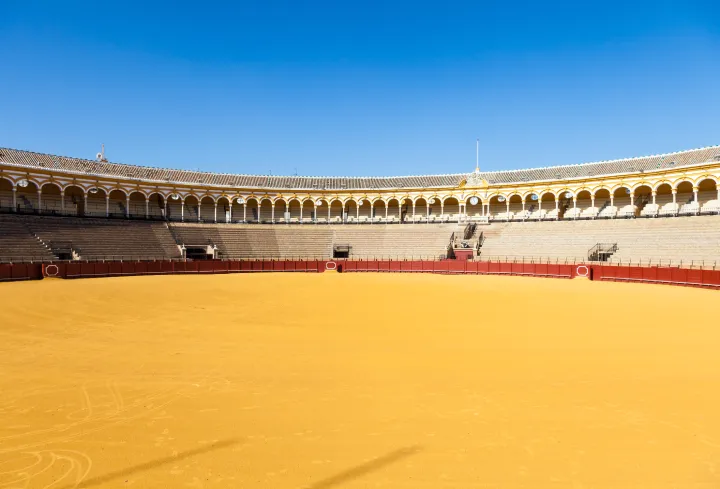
[
  {"left": 513, "top": 210, "right": 530, "bottom": 221},
  {"left": 580, "top": 207, "right": 599, "bottom": 219},
  {"left": 659, "top": 202, "right": 679, "bottom": 216},
  {"left": 617, "top": 205, "right": 638, "bottom": 218},
  {"left": 598, "top": 206, "right": 618, "bottom": 219},
  {"left": 679, "top": 202, "right": 699, "bottom": 215},
  {"left": 701, "top": 200, "right": 720, "bottom": 214},
  {"left": 640, "top": 204, "right": 659, "bottom": 217},
  {"left": 529, "top": 209, "right": 546, "bottom": 220},
  {"left": 564, "top": 208, "right": 581, "bottom": 219},
  {"left": 477, "top": 215, "right": 720, "bottom": 268},
  {"left": 544, "top": 208, "right": 560, "bottom": 220},
  {"left": 495, "top": 211, "right": 514, "bottom": 221}
]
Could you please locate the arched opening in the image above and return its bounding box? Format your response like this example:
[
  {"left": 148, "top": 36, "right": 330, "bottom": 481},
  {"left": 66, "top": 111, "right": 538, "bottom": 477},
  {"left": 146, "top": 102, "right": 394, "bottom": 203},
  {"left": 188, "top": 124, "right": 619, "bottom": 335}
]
[
  {"left": 633, "top": 185, "right": 653, "bottom": 217},
  {"left": 107, "top": 189, "right": 127, "bottom": 217},
  {"left": 197, "top": 196, "right": 214, "bottom": 222},
  {"left": 655, "top": 183, "right": 675, "bottom": 216},
  {"left": 215, "top": 196, "right": 231, "bottom": 223},
  {"left": 166, "top": 193, "right": 183, "bottom": 221},
  {"left": 412, "top": 198, "right": 428, "bottom": 222},
  {"left": 315, "top": 199, "right": 329, "bottom": 223},
  {"left": 676, "top": 181, "right": 694, "bottom": 203},
  {"left": 488, "top": 195, "right": 506, "bottom": 220},
  {"left": 427, "top": 197, "right": 441, "bottom": 220},
  {"left": 64, "top": 185, "right": 85, "bottom": 217},
  {"left": 399, "top": 198, "right": 413, "bottom": 223},
  {"left": 465, "top": 196, "right": 481, "bottom": 219},
  {"left": 40, "top": 183, "right": 62, "bottom": 215},
  {"left": 127, "top": 191, "right": 147, "bottom": 219},
  {"left": 302, "top": 200, "right": 315, "bottom": 223},
  {"left": 147, "top": 193, "right": 165, "bottom": 220},
  {"left": 613, "top": 187, "right": 633, "bottom": 217},
  {"left": 539, "top": 192, "right": 556, "bottom": 220},
  {"left": 593, "top": 189, "right": 612, "bottom": 218},
  {"left": 259, "top": 199, "right": 272, "bottom": 223},
  {"left": 183, "top": 195, "right": 200, "bottom": 222},
  {"left": 245, "top": 198, "right": 259, "bottom": 223},
  {"left": 230, "top": 197, "right": 245, "bottom": 223},
  {"left": 274, "top": 199, "right": 288, "bottom": 223},
  {"left": 15, "top": 180, "right": 39, "bottom": 213},
  {"left": 385, "top": 198, "right": 400, "bottom": 223},
  {"left": 345, "top": 200, "right": 358, "bottom": 223},
  {"left": 356, "top": 199, "right": 370, "bottom": 222},
  {"left": 575, "top": 190, "right": 593, "bottom": 219},
  {"left": 676, "top": 181, "right": 696, "bottom": 216},
  {"left": 507, "top": 194, "right": 522, "bottom": 220},
  {"left": 698, "top": 179, "right": 719, "bottom": 214},
  {"left": 287, "top": 199, "right": 302, "bottom": 222},
  {"left": 0, "top": 178, "right": 14, "bottom": 211},
  {"left": 85, "top": 187, "right": 107, "bottom": 217},
  {"left": 372, "top": 200, "right": 386, "bottom": 222},
  {"left": 525, "top": 193, "right": 542, "bottom": 219},
  {"left": 443, "top": 197, "right": 460, "bottom": 221},
  {"left": 329, "top": 200, "right": 343, "bottom": 223}
]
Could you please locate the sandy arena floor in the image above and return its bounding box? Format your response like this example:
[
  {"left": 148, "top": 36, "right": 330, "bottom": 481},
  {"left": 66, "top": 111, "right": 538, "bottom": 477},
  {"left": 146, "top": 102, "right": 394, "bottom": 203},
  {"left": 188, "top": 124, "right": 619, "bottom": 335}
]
[{"left": 1, "top": 273, "right": 719, "bottom": 488}]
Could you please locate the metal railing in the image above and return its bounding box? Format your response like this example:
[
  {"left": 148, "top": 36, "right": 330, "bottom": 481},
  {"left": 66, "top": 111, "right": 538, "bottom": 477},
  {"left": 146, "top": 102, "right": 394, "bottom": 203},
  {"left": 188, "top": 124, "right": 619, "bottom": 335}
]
[{"left": 476, "top": 255, "right": 718, "bottom": 270}]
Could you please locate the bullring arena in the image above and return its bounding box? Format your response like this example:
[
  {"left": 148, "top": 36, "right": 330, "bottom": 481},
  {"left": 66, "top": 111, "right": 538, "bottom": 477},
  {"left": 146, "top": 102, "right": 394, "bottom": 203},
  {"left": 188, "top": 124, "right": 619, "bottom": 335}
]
[{"left": 2, "top": 146, "right": 720, "bottom": 488}]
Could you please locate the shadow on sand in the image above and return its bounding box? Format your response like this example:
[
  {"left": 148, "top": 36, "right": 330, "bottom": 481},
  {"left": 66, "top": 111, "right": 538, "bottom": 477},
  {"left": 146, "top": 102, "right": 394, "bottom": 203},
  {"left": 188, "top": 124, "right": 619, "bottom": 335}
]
[
  {"left": 303, "top": 445, "right": 423, "bottom": 489},
  {"left": 62, "top": 438, "right": 241, "bottom": 489}
]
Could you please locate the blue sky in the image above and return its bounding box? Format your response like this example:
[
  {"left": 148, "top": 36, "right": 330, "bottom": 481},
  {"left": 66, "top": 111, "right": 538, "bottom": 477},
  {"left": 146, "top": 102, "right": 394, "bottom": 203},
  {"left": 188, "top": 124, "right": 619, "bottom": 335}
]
[{"left": 1, "top": 0, "right": 718, "bottom": 176}]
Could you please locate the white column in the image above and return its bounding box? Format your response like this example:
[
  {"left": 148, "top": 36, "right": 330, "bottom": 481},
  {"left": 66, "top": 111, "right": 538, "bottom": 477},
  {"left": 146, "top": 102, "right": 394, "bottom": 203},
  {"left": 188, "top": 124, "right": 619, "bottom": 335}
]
[
  {"left": 573, "top": 197, "right": 577, "bottom": 219},
  {"left": 37, "top": 190, "right": 42, "bottom": 213},
  {"left": 399, "top": 202, "right": 402, "bottom": 221},
  {"left": 672, "top": 190, "right": 677, "bottom": 204},
  {"left": 441, "top": 202, "right": 444, "bottom": 218},
  {"left": 630, "top": 194, "right": 634, "bottom": 206},
  {"left": 125, "top": 196, "right": 130, "bottom": 218},
  {"left": 181, "top": 200, "right": 185, "bottom": 222},
  {"left": 327, "top": 203, "right": 331, "bottom": 222},
  {"left": 555, "top": 198, "right": 558, "bottom": 210},
  {"left": 11, "top": 187, "right": 16, "bottom": 211},
  {"left": 590, "top": 196, "right": 595, "bottom": 208},
  {"left": 652, "top": 191, "right": 656, "bottom": 205},
  {"left": 106, "top": 195, "right": 110, "bottom": 217},
  {"left": 197, "top": 202, "right": 202, "bottom": 222},
  {"left": 299, "top": 204, "right": 303, "bottom": 223},
  {"left": 164, "top": 200, "right": 167, "bottom": 219},
  {"left": 145, "top": 198, "right": 149, "bottom": 219},
  {"left": 412, "top": 203, "right": 415, "bottom": 221},
  {"left": 426, "top": 202, "right": 430, "bottom": 220},
  {"left": 272, "top": 204, "right": 276, "bottom": 223},
  {"left": 83, "top": 194, "right": 88, "bottom": 217},
  {"left": 355, "top": 204, "right": 359, "bottom": 222},
  {"left": 312, "top": 202, "right": 316, "bottom": 223},
  {"left": 505, "top": 200, "right": 510, "bottom": 215},
  {"left": 693, "top": 187, "right": 698, "bottom": 202},
  {"left": 610, "top": 195, "right": 614, "bottom": 207},
  {"left": 522, "top": 200, "right": 525, "bottom": 212},
  {"left": 214, "top": 203, "right": 218, "bottom": 223},
  {"left": 60, "top": 191, "right": 65, "bottom": 213},
  {"left": 228, "top": 203, "right": 232, "bottom": 223},
  {"left": 370, "top": 202, "right": 374, "bottom": 222},
  {"left": 243, "top": 203, "right": 247, "bottom": 222},
  {"left": 385, "top": 204, "right": 388, "bottom": 220}
]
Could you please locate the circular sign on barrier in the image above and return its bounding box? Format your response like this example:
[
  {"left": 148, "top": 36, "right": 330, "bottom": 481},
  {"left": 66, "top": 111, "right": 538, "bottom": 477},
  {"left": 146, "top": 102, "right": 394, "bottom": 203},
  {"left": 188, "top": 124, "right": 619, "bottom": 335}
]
[
  {"left": 45, "top": 264, "right": 59, "bottom": 277},
  {"left": 325, "top": 261, "right": 337, "bottom": 271},
  {"left": 576, "top": 265, "right": 589, "bottom": 277}
]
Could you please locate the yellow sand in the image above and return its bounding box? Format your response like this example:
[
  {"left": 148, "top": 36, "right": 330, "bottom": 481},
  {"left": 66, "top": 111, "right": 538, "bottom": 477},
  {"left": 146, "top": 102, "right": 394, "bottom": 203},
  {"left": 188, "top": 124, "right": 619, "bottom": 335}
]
[{"left": 1, "top": 273, "right": 719, "bottom": 489}]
